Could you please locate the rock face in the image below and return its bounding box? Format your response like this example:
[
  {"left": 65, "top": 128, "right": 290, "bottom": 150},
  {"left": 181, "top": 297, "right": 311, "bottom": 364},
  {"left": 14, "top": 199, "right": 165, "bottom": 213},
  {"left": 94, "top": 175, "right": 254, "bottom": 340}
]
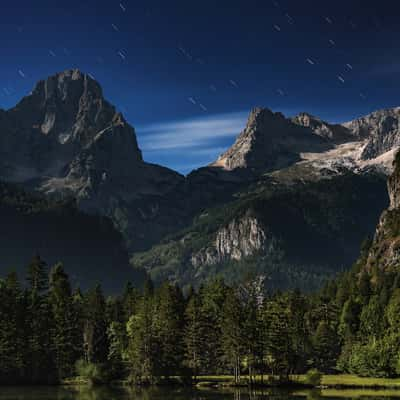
[
  {"left": 213, "top": 107, "right": 400, "bottom": 179},
  {"left": 344, "top": 108, "right": 400, "bottom": 160},
  {"left": 3, "top": 69, "right": 400, "bottom": 291},
  {"left": 0, "top": 69, "right": 142, "bottom": 183},
  {"left": 388, "top": 155, "right": 400, "bottom": 210},
  {"left": 0, "top": 69, "right": 185, "bottom": 251},
  {"left": 366, "top": 152, "right": 400, "bottom": 272},
  {"left": 292, "top": 112, "right": 353, "bottom": 142},
  {"left": 191, "top": 212, "right": 267, "bottom": 268},
  {"left": 212, "top": 108, "right": 330, "bottom": 172}
]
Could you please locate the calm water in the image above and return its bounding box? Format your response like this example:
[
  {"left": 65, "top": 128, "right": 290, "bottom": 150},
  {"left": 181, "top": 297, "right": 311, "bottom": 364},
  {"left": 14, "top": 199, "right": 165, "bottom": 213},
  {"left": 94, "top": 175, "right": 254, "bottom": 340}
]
[{"left": 0, "top": 387, "right": 399, "bottom": 400}]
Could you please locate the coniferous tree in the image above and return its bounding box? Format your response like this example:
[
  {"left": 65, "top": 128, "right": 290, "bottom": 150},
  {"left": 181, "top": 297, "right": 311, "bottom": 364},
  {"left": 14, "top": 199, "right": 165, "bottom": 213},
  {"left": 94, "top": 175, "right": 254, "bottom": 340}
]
[
  {"left": 0, "top": 272, "right": 25, "bottom": 383},
  {"left": 49, "top": 263, "right": 79, "bottom": 379},
  {"left": 126, "top": 284, "right": 156, "bottom": 383},
  {"left": 154, "top": 283, "right": 185, "bottom": 378},
  {"left": 221, "top": 288, "right": 244, "bottom": 384},
  {"left": 26, "top": 255, "right": 54, "bottom": 383},
  {"left": 199, "top": 278, "right": 227, "bottom": 374},
  {"left": 184, "top": 292, "right": 205, "bottom": 380},
  {"left": 263, "top": 298, "right": 291, "bottom": 378},
  {"left": 82, "top": 285, "right": 108, "bottom": 364}
]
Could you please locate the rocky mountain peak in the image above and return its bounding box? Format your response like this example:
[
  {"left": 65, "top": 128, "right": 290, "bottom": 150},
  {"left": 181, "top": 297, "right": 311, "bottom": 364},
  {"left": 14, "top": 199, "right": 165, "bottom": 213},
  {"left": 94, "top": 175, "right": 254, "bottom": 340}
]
[
  {"left": 344, "top": 107, "right": 400, "bottom": 160},
  {"left": 212, "top": 107, "right": 330, "bottom": 172},
  {"left": 15, "top": 69, "right": 136, "bottom": 147},
  {"left": 246, "top": 107, "right": 285, "bottom": 129},
  {"left": 0, "top": 69, "right": 143, "bottom": 183},
  {"left": 0, "top": 70, "right": 185, "bottom": 252}
]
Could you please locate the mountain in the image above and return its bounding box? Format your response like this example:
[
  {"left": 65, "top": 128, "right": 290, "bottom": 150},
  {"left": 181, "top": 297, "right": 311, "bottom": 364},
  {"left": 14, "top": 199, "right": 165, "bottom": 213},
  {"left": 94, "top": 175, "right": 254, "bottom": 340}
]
[
  {"left": 1, "top": 70, "right": 400, "bottom": 291},
  {"left": 134, "top": 107, "right": 400, "bottom": 290},
  {"left": 0, "top": 69, "right": 186, "bottom": 252},
  {"left": 132, "top": 172, "right": 387, "bottom": 291},
  {"left": 0, "top": 180, "right": 144, "bottom": 292},
  {"left": 211, "top": 107, "right": 331, "bottom": 173}
]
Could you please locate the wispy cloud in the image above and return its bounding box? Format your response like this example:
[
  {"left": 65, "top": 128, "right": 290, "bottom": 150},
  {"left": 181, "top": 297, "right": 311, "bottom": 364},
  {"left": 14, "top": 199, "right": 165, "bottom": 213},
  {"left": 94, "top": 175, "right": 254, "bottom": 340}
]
[{"left": 137, "top": 111, "right": 248, "bottom": 152}]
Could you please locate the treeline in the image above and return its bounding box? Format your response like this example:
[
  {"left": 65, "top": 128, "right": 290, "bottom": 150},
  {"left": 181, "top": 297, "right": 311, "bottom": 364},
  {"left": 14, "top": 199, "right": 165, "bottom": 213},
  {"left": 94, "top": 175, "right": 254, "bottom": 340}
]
[{"left": 2, "top": 244, "right": 400, "bottom": 385}]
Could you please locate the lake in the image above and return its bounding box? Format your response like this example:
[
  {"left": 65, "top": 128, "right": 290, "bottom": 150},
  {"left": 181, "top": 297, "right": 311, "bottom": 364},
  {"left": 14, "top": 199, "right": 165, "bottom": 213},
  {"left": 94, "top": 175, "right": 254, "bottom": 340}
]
[{"left": 1, "top": 387, "right": 400, "bottom": 400}]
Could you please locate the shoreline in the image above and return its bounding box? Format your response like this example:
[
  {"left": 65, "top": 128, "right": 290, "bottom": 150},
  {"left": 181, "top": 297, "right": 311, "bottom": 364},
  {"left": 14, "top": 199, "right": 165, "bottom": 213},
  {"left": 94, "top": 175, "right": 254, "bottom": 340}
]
[
  {"left": 59, "top": 374, "right": 400, "bottom": 390},
  {"left": 4, "top": 374, "right": 400, "bottom": 390}
]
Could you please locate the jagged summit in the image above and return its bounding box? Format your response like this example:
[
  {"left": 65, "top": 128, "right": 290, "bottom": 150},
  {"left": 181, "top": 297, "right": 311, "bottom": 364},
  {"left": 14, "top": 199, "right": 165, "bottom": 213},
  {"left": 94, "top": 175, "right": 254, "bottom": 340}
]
[
  {"left": 212, "top": 107, "right": 331, "bottom": 172},
  {"left": 1, "top": 69, "right": 143, "bottom": 184},
  {"left": 212, "top": 105, "right": 400, "bottom": 178},
  {"left": 344, "top": 107, "right": 400, "bottom": 160},
  {"left": 0, "top": 70, "right": 184, "bottom": 251}
]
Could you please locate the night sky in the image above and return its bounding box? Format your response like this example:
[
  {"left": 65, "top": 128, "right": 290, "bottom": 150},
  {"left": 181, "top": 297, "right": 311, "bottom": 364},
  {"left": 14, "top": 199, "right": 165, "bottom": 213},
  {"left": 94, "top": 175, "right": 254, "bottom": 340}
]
[{"left": 1, "top": 0, "right": 400, "bottom": 173}]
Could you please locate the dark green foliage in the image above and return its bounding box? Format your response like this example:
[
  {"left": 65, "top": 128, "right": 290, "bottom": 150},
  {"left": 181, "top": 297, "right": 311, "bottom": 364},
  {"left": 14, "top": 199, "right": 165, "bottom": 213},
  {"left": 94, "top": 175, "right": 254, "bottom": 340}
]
[
  {"left": 0, "top": 180, "right": 144, "bottom": 293},
  {"left": 304, "top": 369, "right": 323, "bottom": 386},
  {"left": 4, "top": 240, "right": 400, "bottom": 384},
  {"left": 221, "top": 288, "right": 245, "bottom": 383},
  {"left": 26, "top": 256, "right": 54, "bottom": 383},
  {"left": 83, "top": 286, "right": 109, "bottom": 364},
  {"left": 132, "top": 172, "right": 387, "bottom": 292},
  {"left": 0, "top": 272, "right": 26, "bottom": 383},
  {"left": 49, "top": 263, "right": 80, "bottom": 379}
]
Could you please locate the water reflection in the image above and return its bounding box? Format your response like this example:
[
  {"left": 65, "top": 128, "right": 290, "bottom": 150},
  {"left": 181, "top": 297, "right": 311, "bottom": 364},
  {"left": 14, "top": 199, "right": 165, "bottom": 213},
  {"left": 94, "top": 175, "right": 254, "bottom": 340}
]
[{"left": 1, "top": 387, "right": 400, "bottom": 400}]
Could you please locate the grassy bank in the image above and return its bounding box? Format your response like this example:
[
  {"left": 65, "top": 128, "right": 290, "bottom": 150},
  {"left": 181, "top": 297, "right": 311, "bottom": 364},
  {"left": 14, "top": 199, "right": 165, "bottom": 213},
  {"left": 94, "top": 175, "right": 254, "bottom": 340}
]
[
  {"left": 62, "top": 374, "right": 400, "bottom": 389},
  {"left": 196, "top": 374, "right": 400, "bottom": 389}
]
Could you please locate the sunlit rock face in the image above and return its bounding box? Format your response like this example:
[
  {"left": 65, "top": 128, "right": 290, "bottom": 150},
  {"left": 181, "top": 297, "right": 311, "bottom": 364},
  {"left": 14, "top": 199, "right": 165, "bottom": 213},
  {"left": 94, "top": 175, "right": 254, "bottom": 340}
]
[
  {"left": 212, "top": 107, "right": 330, "bottom": 172},
  {"left": 344, "top": 108, "right": 400, "bottom": 160},
  {"left": 191, "top": 212, "right": 268, "bottom": 268}
]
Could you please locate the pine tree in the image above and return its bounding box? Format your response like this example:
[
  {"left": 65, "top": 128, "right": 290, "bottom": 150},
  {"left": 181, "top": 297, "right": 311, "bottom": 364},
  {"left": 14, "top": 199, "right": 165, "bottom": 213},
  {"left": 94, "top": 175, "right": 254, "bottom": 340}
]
[
  {"left": 184, "top": 292, "right": 205, "bottom": 380},
  {"left": 0, "top": 272, "right": 25, "bottom": 383},
  {"left": 221, "top": 288, "right": 244, "bottom": 384},
  {"left": 26, "top": 255, "right": 54, "bottom": 383},
  {"left": 49, "top": 263, "right": 79, "bottom": 379},
  {"left": 199, "top": 278, "right": 227, "bottom": 374},
  {"left": 313, "top": 320, "right": 339, "bottom": 372},
  {"left": 154, "top": 283, "right": 185, "bottom": 378},
  {"left": 82, "top": 285, "right": 108, "bottom": 364},
  {"left": 263, "top": 298, "right": 291, "bottom": 379},
  {"left": 126, "top": 287, "right": 156, "bottom": 383}
]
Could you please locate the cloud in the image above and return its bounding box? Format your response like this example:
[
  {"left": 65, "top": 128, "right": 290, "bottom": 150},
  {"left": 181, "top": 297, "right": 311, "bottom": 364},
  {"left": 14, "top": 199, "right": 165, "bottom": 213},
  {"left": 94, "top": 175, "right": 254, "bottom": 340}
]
[{"left": 137, "top": 111, "right": 248, "bottom": 152}]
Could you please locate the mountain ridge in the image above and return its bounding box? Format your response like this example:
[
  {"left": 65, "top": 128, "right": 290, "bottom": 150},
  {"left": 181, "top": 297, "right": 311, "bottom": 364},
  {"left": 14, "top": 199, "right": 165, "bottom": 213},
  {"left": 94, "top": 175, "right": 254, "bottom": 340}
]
[{"left": 1, "top": 69, "right": 400, "bottom": 290}]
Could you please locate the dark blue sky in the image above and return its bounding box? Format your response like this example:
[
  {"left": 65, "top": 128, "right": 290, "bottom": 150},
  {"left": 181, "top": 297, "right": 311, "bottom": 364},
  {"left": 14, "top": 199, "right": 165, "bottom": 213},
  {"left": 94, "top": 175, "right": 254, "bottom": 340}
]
[{"left": 1, "top": 0, "right": 400, "bottom": 173}]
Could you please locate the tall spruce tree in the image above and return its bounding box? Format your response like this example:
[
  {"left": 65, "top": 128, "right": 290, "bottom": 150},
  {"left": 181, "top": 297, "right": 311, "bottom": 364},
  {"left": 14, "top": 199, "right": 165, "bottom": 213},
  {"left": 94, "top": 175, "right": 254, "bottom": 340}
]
[
  {"left": 126, "top": 285, "right": 156, "bottom": 383},
  {"left": 221, "top": 288, "right": 244, "bottom": 384},
  {"left": 0, "top": 272, "right": 25, "bottom": 383},
  {"left": 184, "top": 292, "right": 205, "bottom": 380},
  {"left": 49, "top": 263, "right": 79, "bottom": 379},
  {"left": 154, "top": 283, "right": 185, "bottom": 378},
  {"left": 26, "top": 255, "right": 54, "bottom": 383},
  {"left": 83, "top": 285, "right": 108, "bottom": 364}
]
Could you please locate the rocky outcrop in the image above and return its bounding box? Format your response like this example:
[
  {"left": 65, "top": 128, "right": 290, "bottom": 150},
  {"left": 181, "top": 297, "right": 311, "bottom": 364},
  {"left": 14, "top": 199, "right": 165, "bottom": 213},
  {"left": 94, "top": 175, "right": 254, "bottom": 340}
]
[
  {"left": 212, "top": 108, "right": 330, "bottom": 172},
  {"left": 344, "top": 108, "right": 400, "bottom": 160},
  {"left": 388, "top": 153, "right": 400, "bottom": 210},
  {"left": 292, "top": 112, "right": 353, "bottom": 142},
  {"left": 191, "top": 212, "right": 268, "bottom": 268},
  {"left": 366, "top": 152, "right": 400, "bottom": 271}
]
